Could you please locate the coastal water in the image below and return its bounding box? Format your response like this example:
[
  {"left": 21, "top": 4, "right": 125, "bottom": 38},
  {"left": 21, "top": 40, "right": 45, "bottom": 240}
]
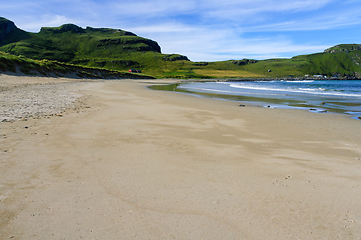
[{"left": 151, "top": 80, "right": 361, "bottom": 119}]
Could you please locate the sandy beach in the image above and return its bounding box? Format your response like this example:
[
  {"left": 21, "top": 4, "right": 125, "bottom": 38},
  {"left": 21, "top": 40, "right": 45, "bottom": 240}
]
[{"left": 1, "top": 75, "right": 361, "bottom": 239}]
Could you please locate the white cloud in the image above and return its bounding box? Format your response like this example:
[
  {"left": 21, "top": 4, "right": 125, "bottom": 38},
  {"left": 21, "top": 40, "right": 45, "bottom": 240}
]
[
  {"left": 209, "top": 0, "right": 329, "bottom": 12},
  {"left": 16, "top": 15, "right": 74, "bottom": 32},
  {"left": 106, "top": 0, "right": 196, "bottom": 18},
  {"left": 244, "top": 8, "right": 361, "bottom": 32},
  {"left": 130, "top": 23, "right": 197, "bottom": 34},
  {"left": 133, "top": 23, "right": 328, "bottom": 61}
]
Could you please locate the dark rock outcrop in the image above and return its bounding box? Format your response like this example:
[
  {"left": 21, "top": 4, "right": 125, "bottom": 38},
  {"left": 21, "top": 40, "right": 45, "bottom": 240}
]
[
  {"left": 324, "top": 44, "right": 361, "bottom": 53},
  {"left": 0, "top": 17, "right": 17, "bottom": 42},
  {"left": 40, "top": 24, "right": 86, "bottom": 34},
  {"left": 232, "top": 59, "right": 258, "bottom": 65},
  {"left": 193, "top": 62, "right": 208, "bottom": 66},
  {"left": 163, "top": 54, "right": 189, "bottom": 61},
  {"left": 97, "top": 38, "right": 161, "bottom": 53},
  {"left": 86, "top": 27, "right": 137, "bottom": 36}
]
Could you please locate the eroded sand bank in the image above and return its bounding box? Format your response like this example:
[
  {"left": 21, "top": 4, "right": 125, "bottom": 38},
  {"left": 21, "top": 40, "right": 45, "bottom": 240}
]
[{"left": 1, "top": 76, "right": 361, "bottom": 239}]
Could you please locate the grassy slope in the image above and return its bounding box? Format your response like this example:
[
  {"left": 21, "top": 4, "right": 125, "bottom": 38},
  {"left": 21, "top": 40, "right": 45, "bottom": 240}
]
[
  {"left": 0, "top": 51, "right": 155, "bottom": 79},
  {"left": 1, "top": 17, "right": 361, "bottom": 79},
  {"left": 295, "top": 51, "right": 361, "bottom": 77},
  {"left": 0, "top": 22, "right": 193, "bottom": 77}
]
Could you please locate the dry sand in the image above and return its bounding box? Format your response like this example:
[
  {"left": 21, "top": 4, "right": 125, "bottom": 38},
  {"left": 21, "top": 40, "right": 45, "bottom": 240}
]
[{"left": 1, "top": 75, "right": 361, "bottom": 239}]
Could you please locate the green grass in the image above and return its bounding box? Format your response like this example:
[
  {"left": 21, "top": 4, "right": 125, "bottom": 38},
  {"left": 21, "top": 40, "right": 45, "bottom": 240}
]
[{"left": 0, "top": 51, "right": 155, "bottom": 79}]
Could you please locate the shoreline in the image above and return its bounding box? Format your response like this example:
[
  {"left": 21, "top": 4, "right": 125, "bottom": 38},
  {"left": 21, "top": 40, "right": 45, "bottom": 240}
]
[
  {"left": 1, "top": 76, "right": 361, "bottom": 239},
  {"left": 178, "top": 77, "right": 361, "bottom": 82},
  {"left": 149, "top": 80, "right": 361, "bottom": 121}
]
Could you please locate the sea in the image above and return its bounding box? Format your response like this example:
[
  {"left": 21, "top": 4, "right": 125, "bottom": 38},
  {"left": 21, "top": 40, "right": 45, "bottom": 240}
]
[{"left": 152, "top": 80, "right": 361, "bottom": 120}]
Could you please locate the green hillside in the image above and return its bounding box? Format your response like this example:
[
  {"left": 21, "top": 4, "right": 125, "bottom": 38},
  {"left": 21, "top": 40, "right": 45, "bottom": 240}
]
[
  {"left": 0, "top": 17, "right": 190, "bottom": 77},
  {"left": 0, "top": 51, "right": 154, "bottom": 79},
  {"left": 293, "top": 44, "right": 361, "bottom": 78},
  {"left": 1, "top": 17, "right": 361, "bottom": 79}
]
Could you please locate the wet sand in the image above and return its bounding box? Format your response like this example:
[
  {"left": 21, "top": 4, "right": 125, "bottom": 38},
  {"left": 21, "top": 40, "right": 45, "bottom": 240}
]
[{"left": 1, "top": 75, "right": 361, "bottom": 239}]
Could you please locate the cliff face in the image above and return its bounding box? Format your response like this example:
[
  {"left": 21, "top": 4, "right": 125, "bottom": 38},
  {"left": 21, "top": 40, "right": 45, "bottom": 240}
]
[{"left": 0, "top": 18, "right": 17, "bottom": 42}]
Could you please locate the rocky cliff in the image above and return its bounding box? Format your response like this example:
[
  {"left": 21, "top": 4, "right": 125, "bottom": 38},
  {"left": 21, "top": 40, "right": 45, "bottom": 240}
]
[{"left": 0, "top": 17, "right": 17, "bottom": 42}]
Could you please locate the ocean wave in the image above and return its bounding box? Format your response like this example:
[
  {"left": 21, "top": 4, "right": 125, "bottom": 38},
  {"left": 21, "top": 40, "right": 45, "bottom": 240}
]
[
  {"left": 299, "top": 87, "right": 326, "bottom": 92},
  {"left": 178, "top": 86, "right": 239, "bottom": 94},
  {"left": 182, "top": 83, "right": 361, "bottom": 98},
  {"left": 255, "top": 80, "right": 278, "bottom": 83},
  {"left": 285, "top": 80, "right": 315, "bottom": 83}
]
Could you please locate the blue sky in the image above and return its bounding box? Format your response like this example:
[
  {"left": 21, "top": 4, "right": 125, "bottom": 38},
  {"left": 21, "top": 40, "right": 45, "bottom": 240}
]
[{"left": 1, "top": 0, "right": 361, "bottom": 61}]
